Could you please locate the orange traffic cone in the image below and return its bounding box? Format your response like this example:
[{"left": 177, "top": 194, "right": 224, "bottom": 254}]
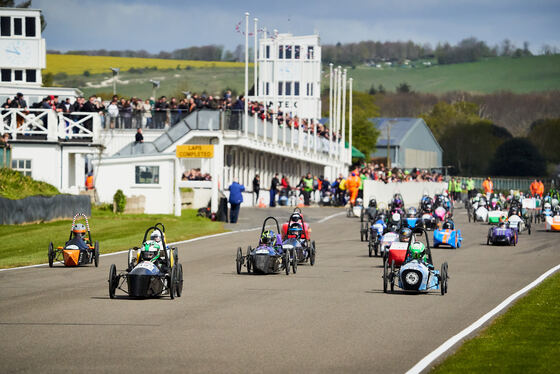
[
  {"left": 258, "top": 197, "right": 266, "bottom": 208},
  {"left": 297, "top": 195, "right": 304, "bottom": 208}
]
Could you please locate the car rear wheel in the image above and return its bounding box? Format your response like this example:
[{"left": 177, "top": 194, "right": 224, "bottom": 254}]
[
  {"left": 246, "top": 246, "right": 252, "bottom": 273},
  {"left": 284, "top": 251, "right": 290, "bottom": 275},
  {"left": 176, "top": 263, "right": 184, "bottom": 297},
  {"left": 291, "top": 250, "right": 297, "bottom": 274},
  {"left": 94, "top": 241, "right": 100, "bottom": 267},
  {"left": 236, "top": 247, "right": 243, "bottom": 274},
  {"left": 48, "top": 242, "right": 54, "bottom": 268},
  {"left": 368, "top": 235, "right": 373, "bottom": 257},
  {"left": 310, "top": 241, "right": 316, "bottom": 266},
  {"left": 108, "top": 264, "right": 117, "bottom": 299},
  {"left": 390, "top": 260, "right": 395, "bottom": 292},
  {"left": 383, "top": 257, "right": 388, "bottom": 293},
  {"left": 169, "top": 266, "right": 176, "bottom": 299}
]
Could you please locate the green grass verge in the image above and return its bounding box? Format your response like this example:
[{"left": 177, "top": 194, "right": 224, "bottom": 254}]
[
  {"left": 0, "top": 208, "right": 225, "bottom": 268},
  {"left": 431, "top": 271, "right": 560, "bottom": 373},
  {"left": 0, "top": 168, "right": 60, "bottom": 200}
]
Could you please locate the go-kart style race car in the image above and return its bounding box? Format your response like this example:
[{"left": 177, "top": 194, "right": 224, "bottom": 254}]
[
  {"left": 236, "top": 217, "right": 296, "bottom": 275},
  {"left": 367, "top": 214, "right": 387, "bottom": 257},
  {"left": 108, "top": 224, "right": 183, "bottom": 299},
  {"left": 545, "top": 214, "right": 560, "bottom": 232},
  {"left": 488, "top": 209, "right": 507, "bottom": 225},
  {"left": 48, "top": 213, "right": 99, "bottom": 267},
  {"left": 347, "top": 198, "right": 364, "bottom": 218},
  {"left": 383, "top": 227, "right": 448, "bottom": 295},
  {"left": 376, "top": 224, "right": 401, "bottom": 259},
  {"left": 433, "top": 220, "right": 462, "bottom": 249},
  {"left": 507, "top": 209, "right": 531, "bottom": 235},
  {"left": 487, "top": 223, "right": 518, "bottom": 246},
  {"left": 404, "top": 207, "right": 420, "bottom": 228},
  {"left": 282, "top": 212, "right": 316, "bottom": 265},
  {"left": 281, "top": 208, "right": 310, "bottom": 239}
]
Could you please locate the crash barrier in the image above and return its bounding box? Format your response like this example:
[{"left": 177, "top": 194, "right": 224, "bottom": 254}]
[
  {"left": 0, "top": 194, "right": 91, "bottom": 225},
  {"left": 363, "top": 180, "right": 447, "bottom": 208},
  {"left": 1, "top": 108, "right": 101, "bottom": 143},
  {"left": 457, "top": 177, "right": 553, "bottom": 193},
  {"left": 0, "top": 145, "right": 11, "bottom": 168},
  {"left": 178, "top": 180, "right": 212, "bottom": 209}
]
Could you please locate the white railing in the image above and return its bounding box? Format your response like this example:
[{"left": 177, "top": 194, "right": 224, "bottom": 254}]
[{"left": 0, "top": 108, "right": 100, "bottom": 142}]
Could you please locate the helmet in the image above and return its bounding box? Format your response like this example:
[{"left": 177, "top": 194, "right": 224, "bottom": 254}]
[
  {"left": 142, "top": 240, "right": 160, "bottom": 252},
  {"left": 291, "top": 212, "right": 303, "bottom": 222},
  {"left": 407, "top": 207, "right": 417, "bottom": 217},
  {"left": 442, "top": 220, "right": 454, "bottom": 230},
  {"left": 391, "top": 212, "right": 401, "bottom": 223},
  {"left": 509, "top": 206, "right": 519, "bottom": 216},
  {"left": 287, "top": 223, "right": 303, "bottom": 238},
  {"left": 368, "top": 198, "right": 377, "bottom": 208},
  {"left": 377, "top": 213, "right": 387, "bottom": 223},
  {"left": 356, "top": 198, "right": 363, "bottom": 206},
  {"left": 544, "top": 202, "right": 552, "bottom": 210},
  {"left": 399, "top": 227, "right": 412, "bottom": 243},
  {"left": 410, "top": 242, "right": 426, "bottom": 260},
  {"left": 150, "top": 230, "right": 162, "bottom": 242},
  {"left": 72, "top": 223, "right": 87, "bottom": 238},
  {"left": 260, "top": 230, "right": 277, "bottom": 246}
]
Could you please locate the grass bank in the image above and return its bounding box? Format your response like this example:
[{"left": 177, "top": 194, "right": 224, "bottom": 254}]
[
  {"left": 0, "top": 168, "right": 60, "bottom": 200},
  {"left": 0, "top": 208, "right": 225, "bottom": 268},
  {"left": 431, "top": 270, "right": 560, "bottom": 373}
]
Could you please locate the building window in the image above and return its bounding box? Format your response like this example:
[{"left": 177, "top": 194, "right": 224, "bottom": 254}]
[
  {"left": 278, "top": 45, "right": 283, "bottom": 59},
  {"left": 307, "top": 83, "right": 314, "bottom": 96},
  {"left": 278, "top": 81, "right": 283, "bottom": 96},
  {"left": 0, "top": 17, "right": 9, "bottom": 36},
  {"left": 13, "top": 18, "right": 22, "bottom": 36},
  {"left": 295, "top": 45, "right": 300, "bottom": 59},
  {"left": 25, "top": 69, "right": 36, "bottom": 82},
  {"left": 285, "top": 81, "right": 292, "bottom": 96},
  {"left": 12, "top": 159, "right": 32, "bottom": 177},
  {"left": 294, "top": 82, "right": 300, "bottom": 96},
  {"left": 25, "top": 17, "right": 36, "bottom": 37},
  {"left": 265, "top": 45, "right": 270, "bottom": 59},
  {"left": 285, "top": 45, "right": 292, "bottom": 59},
  {"left": 307, "top": 46, "right": 314, "bottom": 59},
  {"left": 14, "top": 70, "right": 23, "bottom": 81},
  {"left": 1, "top": 69, "right": 10, "bottom": 82},
  {"left": 135, "top": 165, "right": 159, "bottom": 184},
  {"left": 265, "top": 82, "right": 269, "bottom": 95}
]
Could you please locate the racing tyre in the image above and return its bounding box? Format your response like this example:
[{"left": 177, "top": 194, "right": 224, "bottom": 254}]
[
  {"left": 127, "top": 249, "right": 135, "bottom": 271},
  {"left": 383, "top": 257, "right": 388, "bottom": 293},
  {"left": 528, "top": 223, "right": 531, "bottom": 235},
  {"left": 374, "top": 241, "right": 379, "bottom": 257},
  {"left": 94, "top": 241, "right": 100, "bottom": 267},
  {"left": 440, "top": 264, "right": 447, "bottom": 296},
  {"left": 169, "top": 267, "right": 176, "bottom": 300},
  {"left": 108, "top": 264, "right": 117, "bottom": 299},
  {"left": 284, "top": 251, "right": 290, "bottom": 275},
  {"left": 48, "top": 242, "right": 54, "bottom": 268},
  {"left": 246, "top": 246, "right": 252, "bottom": 273},
  {"left": 310, "top": 241, "right": 316, "bottom": 266},
  {"left": 291, "top": 249, "right": 297, "bottom": 274},
  {"left": 368, "top": 236, "right": 373, "bottom": 257},
  {"left": 176, "top": 263, "right": 184, "bottom": 297},
  {"left": 236, "top": 247, "right": 243, "bottom": 274},
  {"left": 390, "top": 260, "right": 395, "bottom": 292},
  {"left": 173, "top": 248, "right": 179, "bottom": 265}
]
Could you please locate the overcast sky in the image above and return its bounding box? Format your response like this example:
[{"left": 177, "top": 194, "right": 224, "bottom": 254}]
[{"left": 35, "top": 0, "right": 560, "bottom": 54}]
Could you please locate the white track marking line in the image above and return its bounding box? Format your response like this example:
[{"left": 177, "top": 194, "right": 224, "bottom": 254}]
[
  {"left": 318, "top": 211, "right": 346, "bottom": 223},
  {"left": 406, "top": 263, "right": 560, "bottom": 374}
]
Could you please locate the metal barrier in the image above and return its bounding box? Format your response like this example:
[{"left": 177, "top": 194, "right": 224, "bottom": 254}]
[
  {"left": 105, "top": 109, "right": 190, "bottom": 130},
  {"left": 456, "top": 177, "right": 552, "bottom": 192}
]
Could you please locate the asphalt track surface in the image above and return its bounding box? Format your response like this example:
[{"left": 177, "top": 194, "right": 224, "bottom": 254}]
[{"left": 1, "top": 206, "right": 559, "bottom": 373}]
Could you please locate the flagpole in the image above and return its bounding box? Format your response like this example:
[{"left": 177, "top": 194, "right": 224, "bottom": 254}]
[
  {"left": 244, "top": 12, "right": 249, "bottom": 137},
  {"left": 253, "top": 17, "right": 258, "bottom": 140}
]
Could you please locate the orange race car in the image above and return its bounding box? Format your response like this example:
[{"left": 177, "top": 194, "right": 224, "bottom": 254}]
[{"left": 48, "top": 213, "right": 99, "bottom": 267}]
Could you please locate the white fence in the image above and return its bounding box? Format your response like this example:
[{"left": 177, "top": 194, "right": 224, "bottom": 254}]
[{"left": 1, "top": 108, "right": 101, "bottom": 142}]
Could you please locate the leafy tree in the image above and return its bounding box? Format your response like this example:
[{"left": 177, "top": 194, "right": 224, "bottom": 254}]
[
  {"left": 439, "top": 122, "right": 512, "bottom": 176},
  {"left": 368, "top": 84, "right": 377, "bottom": 95},
  {"left": 528, "top": 119, "right": 560, "bottom": 163},
  {"left": 42, "top": 72, "right": 53, "bottom": 87},
  {"left": 421, "top": 101, "right": 490, "bottom": 139},
  {"left": 396, "top": 82, "right": 411, "bottom": 93},
  {"left": 489, "top": 138, "right": 546, "bottom": 176},
  {"left": 377, "top": 84, "right": 386, "bottom": 94}
]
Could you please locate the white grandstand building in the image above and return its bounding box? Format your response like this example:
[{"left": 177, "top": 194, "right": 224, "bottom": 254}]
[{"left": 2, "top": 9, "right": 353, "bottom": 215}]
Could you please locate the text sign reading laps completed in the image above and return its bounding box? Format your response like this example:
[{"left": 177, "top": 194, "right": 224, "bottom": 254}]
[{"left": 176, "top": 145, "right": 214, "bottom": 158}]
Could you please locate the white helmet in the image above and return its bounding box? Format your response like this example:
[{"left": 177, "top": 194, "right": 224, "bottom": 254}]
[
  {"left": 544, "top": 202, "right": 552, "bottom": 210},
  {"left": 150, "top": 230, "right": 162, "bottom": 242}
]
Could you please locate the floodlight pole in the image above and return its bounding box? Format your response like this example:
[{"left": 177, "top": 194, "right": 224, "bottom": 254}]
[
  {"left": 329, "top": 63, "right": 333, "bottom": 158},
  {"left": 244, "top": 12, "right": 249, "bottom": 137},
  {"left": 349, "top": 78, "right": 353, "bottom": 164},
  {"left": 111, "top": 67, "right": 120, "bottom": 95}
]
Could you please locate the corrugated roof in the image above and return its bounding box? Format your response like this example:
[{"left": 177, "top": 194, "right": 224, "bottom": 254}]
[{"left": 369, "top": 118, "right": 422, "bottom": 146}]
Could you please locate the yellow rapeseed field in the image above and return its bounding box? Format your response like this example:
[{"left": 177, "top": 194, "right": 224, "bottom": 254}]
[{"left": 45, "top": 54, "right": 245, "bottom": 75}]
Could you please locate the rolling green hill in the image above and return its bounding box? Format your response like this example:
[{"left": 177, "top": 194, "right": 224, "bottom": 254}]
[
  {"left": 49, "top": 54, "right": 560, "bottom": 97},
  {"left": 347, "top": 55, "right": 560, "bottom": 94}
]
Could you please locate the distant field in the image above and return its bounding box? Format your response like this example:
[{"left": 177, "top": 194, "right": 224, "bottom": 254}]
[
  {"left": 347, "top": 55, "right": 560, "bottom": 94},
  {"left": 47, "top": 54, "right": 560, "bottom": 97},
  {"left": 45, "top": 54, "right": 245, "bottom": 75}
]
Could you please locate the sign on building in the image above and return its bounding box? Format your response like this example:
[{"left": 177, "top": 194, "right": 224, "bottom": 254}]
[{"left": 176, "top": 145, "right": 214, "bottom": 158}]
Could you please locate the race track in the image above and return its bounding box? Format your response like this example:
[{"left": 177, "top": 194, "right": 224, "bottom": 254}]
[{"left": 1, "top": 206, "right": 558, "bottom": 373}]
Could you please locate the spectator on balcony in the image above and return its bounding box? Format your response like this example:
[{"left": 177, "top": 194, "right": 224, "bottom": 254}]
[
  {"left": 135, "top": 128, "right": 144, "bottom": 143},
  {"left": 82, "top": 95, "right": 100, "bottom": 132},
  {"left": 10, "top": 93, "right": 28, "bottom": 128},
  {"left": 154, "top": 96, "right": 169, "bottom": 129},
  {"left": 106, "top": 98, "right": 119, "bottom": 129},
  {"left": 0, "top": 133, "right": 11, "bottom": 149},
  {"left": 132, "top": 98, "right": 143, "bottom": 128},
  {"left": 142, "top": 99, "right": 152, "bottom": 128}
]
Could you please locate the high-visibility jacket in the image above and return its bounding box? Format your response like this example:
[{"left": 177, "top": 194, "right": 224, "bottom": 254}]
[
  {"left": 347, "top": 175, "right": 361, "bottom": 191},
  {"left": 454, "top": 179, "right": 462, "bottom": 192},
  {"left": 85, "top": 175, "right": 94, "bottom": 190},
  {"left": 339, "top": 179, "right": 347, "bottom": 191},
  {"left": 537, "top": 182, "right": 545, "bottom": 197},
  {"left": 530, "top": 181, "right": 538, "bottom": 196},
  {"left": 482, "top": 180, "right": 493, "bottom": 193},
  {"left": 303, "top": 177, "right": 313, "bottom": 192},
  {"left": 466, "top": 179, "right": 475, "bottom": 191},
  {"left": 448, "top": 179, "right": 454, "bottom": 194},
  {"left": 359, "top": 174, "right": 367, "bottom": 190}
]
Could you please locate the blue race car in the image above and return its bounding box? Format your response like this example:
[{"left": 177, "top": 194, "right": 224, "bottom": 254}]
[
  {"left": 236, "top": 217, "right": 295, "bottom": 275},
  {"left": 404, "top": 207, "right": 420, "bottom": 229},
  {"left": 433, "top": 220, "right": 462, "bottom": 249}
]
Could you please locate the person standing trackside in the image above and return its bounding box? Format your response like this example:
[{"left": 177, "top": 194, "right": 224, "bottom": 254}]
[
  {"left": 448, "top": 177, "right": 455, "bottom": 202},
  {"left": 252, "top": 174, "right": 260, "bottom": 205},
  {"left": 301, "top": 173, "right": 313, "bottom": 206},
  {"left": 482, "top": 177, "right": 493, "bottom": 197},
  {"left": 270, "top": 173, "right": 279, "bottom": 207},
  {"left": 454, "top": 177, "right": 463, "bottom": 202},
  {"left": 466, "top": 177, "right": 475, "bottom": 199},
  {"left": 228, "top": 179, "right": 245, "bottom": 224}
]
